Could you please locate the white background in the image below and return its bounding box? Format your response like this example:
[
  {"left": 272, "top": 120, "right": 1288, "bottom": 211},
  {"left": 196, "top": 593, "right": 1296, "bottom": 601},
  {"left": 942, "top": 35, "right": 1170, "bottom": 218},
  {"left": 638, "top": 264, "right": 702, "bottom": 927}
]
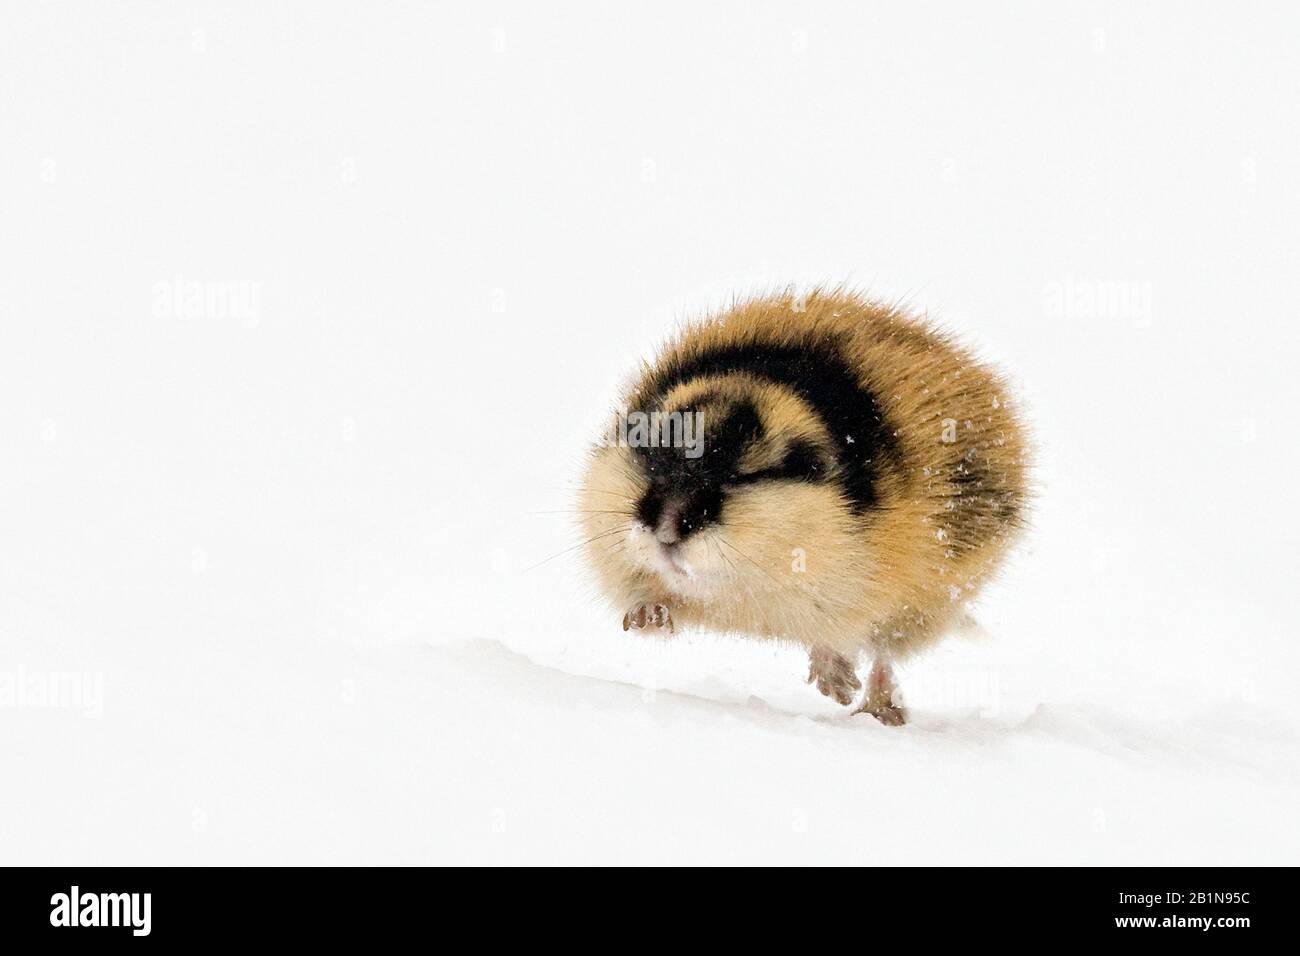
[{"left": 2, "top": 2, "right": 1298, "bottom": 864}]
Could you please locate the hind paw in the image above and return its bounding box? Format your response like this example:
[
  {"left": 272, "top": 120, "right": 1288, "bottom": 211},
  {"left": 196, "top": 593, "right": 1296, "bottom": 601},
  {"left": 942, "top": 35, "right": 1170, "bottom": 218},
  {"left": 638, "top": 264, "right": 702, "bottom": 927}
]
[{"left": 856, "top": 701, "right": 908, "bottom": 726}]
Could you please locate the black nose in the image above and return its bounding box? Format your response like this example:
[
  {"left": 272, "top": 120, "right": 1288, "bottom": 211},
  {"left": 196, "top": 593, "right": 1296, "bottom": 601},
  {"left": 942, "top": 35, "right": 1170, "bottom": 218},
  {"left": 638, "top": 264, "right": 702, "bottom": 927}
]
[
  {"left": 637, "top": 485, "right": 723, "bottom": 541},
  {"left": 636, "top": 488, "right": 669, "bottom": 534}
]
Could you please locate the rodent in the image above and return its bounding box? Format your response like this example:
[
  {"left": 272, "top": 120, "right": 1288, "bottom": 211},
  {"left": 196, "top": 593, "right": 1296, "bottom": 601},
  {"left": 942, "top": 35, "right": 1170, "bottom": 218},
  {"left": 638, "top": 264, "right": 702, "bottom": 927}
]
[{"left": 578, "top": 288, "right": 1030, "bottom": 724}]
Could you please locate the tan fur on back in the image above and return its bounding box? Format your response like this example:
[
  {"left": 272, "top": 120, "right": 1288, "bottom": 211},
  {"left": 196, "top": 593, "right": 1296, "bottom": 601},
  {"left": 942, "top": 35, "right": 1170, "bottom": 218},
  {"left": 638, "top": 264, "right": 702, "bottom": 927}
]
[{"left": 578, "top": 288, "right": 1030, "bottom": 662}]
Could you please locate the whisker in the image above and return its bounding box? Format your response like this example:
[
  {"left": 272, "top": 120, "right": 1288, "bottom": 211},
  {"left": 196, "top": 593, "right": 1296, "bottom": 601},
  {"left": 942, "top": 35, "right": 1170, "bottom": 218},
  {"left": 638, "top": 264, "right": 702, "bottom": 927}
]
[
  {"left": 522, "top": 526, "right": 631, "bottom": 573},
  {"left": 717, "top": 535, "right": 785, "bottom": 589},
  {"left": 711, "top": 537, "right": 738, "bottom": 577},
  {"left": 570, "top": 487, "right": 636, "bottom": 501}
]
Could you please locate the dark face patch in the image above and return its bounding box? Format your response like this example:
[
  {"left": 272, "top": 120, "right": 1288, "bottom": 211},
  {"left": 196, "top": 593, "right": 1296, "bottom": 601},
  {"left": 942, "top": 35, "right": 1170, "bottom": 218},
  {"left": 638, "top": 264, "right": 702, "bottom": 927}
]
[
  {"left": 632, "top": 402, "right": 758, "bottom": 539},
  {"left": 632, "top": 402, "right": 830, "bottom": 541}
]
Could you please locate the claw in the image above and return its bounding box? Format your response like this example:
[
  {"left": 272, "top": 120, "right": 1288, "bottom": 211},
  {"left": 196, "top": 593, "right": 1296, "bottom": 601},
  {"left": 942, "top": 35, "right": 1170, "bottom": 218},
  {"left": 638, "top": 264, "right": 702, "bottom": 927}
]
[
  {"left": 850, "top": 658, "right": 907, "bottom": 725},
  {"left": 807, "top": 645, "right": 861, "bottom": 706},
  {"left": 865, "top": 704, "right": 907, "bottom": 726},
  {"left": 623, "top": 603, "right": 673, "bottom": 633}
]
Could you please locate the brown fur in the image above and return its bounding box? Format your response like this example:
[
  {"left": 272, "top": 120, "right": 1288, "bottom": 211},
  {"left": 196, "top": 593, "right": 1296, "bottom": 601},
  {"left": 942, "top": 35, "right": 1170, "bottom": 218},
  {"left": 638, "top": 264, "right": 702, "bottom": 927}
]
[{"left": 577, "top": 288, "right": 1030, "bottom": 719}]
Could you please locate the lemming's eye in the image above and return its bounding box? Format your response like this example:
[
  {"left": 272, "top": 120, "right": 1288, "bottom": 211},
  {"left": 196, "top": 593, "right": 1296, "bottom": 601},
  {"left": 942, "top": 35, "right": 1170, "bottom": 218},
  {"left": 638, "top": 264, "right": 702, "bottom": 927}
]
[
  {"left": 720, "top": 469, "right": 753, "bottom": 491},
  {"left": 726, "top": 442, "right": 825, "bottom": 487},
  {"left": 777, "top": 441, "right": 823, "bottom": 480}
]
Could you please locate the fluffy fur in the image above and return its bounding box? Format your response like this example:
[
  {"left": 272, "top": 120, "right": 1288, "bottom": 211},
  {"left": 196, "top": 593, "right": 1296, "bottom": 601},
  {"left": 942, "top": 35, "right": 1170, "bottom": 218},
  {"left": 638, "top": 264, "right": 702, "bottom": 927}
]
[{"left": 577, "top": 288, "right": 1029, "bottom": 723}]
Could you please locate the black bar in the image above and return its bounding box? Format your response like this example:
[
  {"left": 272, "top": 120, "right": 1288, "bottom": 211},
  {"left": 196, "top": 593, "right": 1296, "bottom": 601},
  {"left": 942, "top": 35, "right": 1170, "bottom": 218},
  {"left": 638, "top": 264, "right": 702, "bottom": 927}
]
[{"left": 0, "top": 866, "right": 1287, "bottom": 944}]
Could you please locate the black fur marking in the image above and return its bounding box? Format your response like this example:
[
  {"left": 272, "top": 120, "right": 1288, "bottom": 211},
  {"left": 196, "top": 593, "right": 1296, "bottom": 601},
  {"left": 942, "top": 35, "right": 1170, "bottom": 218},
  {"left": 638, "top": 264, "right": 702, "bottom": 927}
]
[
  {"left": 941, "top": 459, "right": 1025, "bottom": 554},
  {"left": 768, "top": 439, "right": 825, "bottom": 482},
  {"left": 636, "top": 482, "right": 724, "bottom": 540},
  {"left": 632, "top": 401, "right": 763, "bottom": 538},
  {"left": 707, "top": 402, "right": 764, "bottom": 475},
  {"left": 643, "top": 339, "right": 896, "bottom": 512}
]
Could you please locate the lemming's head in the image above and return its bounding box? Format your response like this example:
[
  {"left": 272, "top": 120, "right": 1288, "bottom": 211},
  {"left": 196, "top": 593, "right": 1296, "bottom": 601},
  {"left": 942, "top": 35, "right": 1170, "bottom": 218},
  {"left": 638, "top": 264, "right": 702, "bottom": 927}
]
[{"left": 585, "top": 373, "right": 853, "bottom": 600}]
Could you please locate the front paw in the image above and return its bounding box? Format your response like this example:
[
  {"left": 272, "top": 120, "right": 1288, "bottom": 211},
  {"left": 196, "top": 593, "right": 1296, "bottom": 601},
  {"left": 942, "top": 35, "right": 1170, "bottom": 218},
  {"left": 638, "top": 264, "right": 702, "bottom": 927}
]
[
  {"left": 806, "top": 645, "right": 862, "bottom": 706},
  {"left": 622, "top": 603, "right": 674, "bottom": 633}
]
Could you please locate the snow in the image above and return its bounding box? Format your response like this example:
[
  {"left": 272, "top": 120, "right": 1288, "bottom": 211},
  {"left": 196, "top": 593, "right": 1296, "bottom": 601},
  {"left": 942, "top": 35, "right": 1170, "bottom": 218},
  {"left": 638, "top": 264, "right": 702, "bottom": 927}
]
[
  {"left": 3, "top": 3, "right": 1300, "bottom": 865},
  {"left": 6, "top": 622, "right": 1298, "bottom": 865}
]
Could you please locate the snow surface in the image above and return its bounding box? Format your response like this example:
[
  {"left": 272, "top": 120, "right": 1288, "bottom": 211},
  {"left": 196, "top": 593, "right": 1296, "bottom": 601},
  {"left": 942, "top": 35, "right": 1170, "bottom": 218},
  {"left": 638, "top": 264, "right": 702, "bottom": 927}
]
[{"left": 3, "top": 3, "right": 1300, "bottom": 865}]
